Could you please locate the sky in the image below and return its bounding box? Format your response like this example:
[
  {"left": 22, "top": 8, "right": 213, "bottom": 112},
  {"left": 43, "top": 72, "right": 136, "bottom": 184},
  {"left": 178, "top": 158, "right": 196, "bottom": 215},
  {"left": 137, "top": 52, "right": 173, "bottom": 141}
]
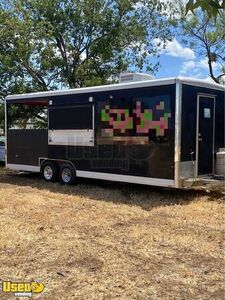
[
  {"left": 150, "top": 38, "right": 218, "bottom": 81},
  {"left": 146, "top": 0, "right": 222, "bottom": 81}
]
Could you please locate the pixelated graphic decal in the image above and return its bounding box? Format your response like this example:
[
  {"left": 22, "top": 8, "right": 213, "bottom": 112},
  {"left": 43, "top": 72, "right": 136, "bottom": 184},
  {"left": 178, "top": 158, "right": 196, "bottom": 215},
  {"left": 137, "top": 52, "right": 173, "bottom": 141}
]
[{"left": 100, "top": 99, "right": 171, "bottom": 144}]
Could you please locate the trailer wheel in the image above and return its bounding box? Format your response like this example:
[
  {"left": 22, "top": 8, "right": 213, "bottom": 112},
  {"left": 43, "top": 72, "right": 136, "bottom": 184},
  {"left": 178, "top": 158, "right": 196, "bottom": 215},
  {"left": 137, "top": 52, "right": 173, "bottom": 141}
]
[
  {"left": 42, "top": 161, "right": 59, "bottom": 182},
  {"left": 60, "top": 164, "right": 76, "bottom": 185}
]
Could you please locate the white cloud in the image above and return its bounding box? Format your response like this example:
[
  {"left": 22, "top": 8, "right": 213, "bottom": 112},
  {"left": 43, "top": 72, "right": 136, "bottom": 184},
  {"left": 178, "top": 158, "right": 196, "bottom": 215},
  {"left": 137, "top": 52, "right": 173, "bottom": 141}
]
[
  {"left": 153, "top": 38, "right": 195, "bottom": 60},
  {"left": 180, "top": 60, "right": 196, "bottom": 74},
  {"left": 180, "top": 60, "right": 204, "bottom": 78},
  {"left": 198, "top": 58, "right": 217, "bottom": 70},
  {"left": 198, "top": 58, "right": 209, "bottom": 69},
  {"left": 180, "top": 58, "right": 219, "bottom": 78}
]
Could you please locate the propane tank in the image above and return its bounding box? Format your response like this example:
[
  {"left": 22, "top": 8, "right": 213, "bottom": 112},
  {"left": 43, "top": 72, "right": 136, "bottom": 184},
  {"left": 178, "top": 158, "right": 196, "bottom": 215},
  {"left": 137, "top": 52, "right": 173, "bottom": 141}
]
[{"left": 216, "top": 148, "right": 225, "bottom": 175}]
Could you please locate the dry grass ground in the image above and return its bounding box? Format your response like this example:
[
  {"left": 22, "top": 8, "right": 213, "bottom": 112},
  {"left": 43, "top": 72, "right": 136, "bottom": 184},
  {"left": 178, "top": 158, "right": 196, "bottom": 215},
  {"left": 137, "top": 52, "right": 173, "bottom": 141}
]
[{"left": 0, "top": 165, "right": 224, "bottom": 299}]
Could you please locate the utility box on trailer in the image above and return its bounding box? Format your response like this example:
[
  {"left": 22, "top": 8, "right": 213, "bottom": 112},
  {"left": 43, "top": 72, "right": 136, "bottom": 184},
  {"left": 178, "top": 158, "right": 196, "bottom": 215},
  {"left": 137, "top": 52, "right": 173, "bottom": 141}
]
[{"left": 5, "top": 77, "right": 225, "bottom": 187}]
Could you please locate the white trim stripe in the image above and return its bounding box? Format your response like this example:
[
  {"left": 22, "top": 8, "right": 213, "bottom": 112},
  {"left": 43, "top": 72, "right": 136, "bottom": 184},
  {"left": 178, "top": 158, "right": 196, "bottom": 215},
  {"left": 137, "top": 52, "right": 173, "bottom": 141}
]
[
  {"left": 7, "top": 164, "right": 40, "bottom": 172},
  {"left": 76, "top": 170, "right": 174, "bottom": 187},
  {"left": 6, "top": 163, "right": 174, "bottom": 187}
]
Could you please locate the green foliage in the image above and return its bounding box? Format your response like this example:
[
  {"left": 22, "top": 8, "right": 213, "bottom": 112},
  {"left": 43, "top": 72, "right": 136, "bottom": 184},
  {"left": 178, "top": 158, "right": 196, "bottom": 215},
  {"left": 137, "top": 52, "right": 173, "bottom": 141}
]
[
  {"left": 0, "top": 0, "right": 172, "bottom": 131},
  {"left": 0, "top": 0, "right": 171, "bottom": 92},
  {"left": 186, "top": 0, "right": 225, "bottom": 17},
  {"left": 175, "top": 1, "right": 225, "bottom": 84},
  {"left": 7, "top": 104, "right": 48, "bottom": 129}
]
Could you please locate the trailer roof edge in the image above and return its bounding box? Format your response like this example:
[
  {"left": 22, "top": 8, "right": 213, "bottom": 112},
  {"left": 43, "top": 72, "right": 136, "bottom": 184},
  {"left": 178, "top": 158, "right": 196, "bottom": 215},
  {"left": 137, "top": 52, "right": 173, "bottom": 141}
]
[
  {"left": 5, "top": 77, "right": 225, "bottom": 101},
  {"left": 177, "top": 77, "right": 225, "bottom": 91}
]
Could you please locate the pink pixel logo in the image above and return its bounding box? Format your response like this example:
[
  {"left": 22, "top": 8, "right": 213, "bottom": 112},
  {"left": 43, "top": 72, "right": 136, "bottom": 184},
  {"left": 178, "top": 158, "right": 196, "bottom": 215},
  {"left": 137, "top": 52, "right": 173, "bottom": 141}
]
[{"left": 101, "top": 100, "right": 171, "bottom": 142}]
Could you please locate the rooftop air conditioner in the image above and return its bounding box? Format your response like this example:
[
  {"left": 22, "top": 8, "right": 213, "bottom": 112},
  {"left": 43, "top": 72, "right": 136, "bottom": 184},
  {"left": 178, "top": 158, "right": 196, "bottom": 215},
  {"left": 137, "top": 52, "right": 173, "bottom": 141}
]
[{"left": 119, "top": 72, "right": 154, "bottom": 83}]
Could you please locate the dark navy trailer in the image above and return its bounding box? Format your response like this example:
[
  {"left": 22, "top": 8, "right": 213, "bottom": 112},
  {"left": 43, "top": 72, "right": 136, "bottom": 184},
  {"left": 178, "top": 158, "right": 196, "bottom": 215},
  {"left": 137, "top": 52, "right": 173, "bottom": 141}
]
[{"left": 5, "top": 77, "right": 225, "bottom": 188}]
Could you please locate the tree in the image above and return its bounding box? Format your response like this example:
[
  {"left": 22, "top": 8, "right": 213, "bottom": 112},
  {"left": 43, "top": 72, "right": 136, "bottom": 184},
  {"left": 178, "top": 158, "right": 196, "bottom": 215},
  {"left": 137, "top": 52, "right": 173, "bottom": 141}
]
[
  {"left": 186, "top": 0, "right": 225, "bottom": 17},
  {"left": 0, "top": 0, "right": 171, "bottom": 94},
  {"left": 0, "top": 0, "right": 172, "bottom": 132},
  {"left": 175, "top": 2, "right": 225, "bottom": 84}
]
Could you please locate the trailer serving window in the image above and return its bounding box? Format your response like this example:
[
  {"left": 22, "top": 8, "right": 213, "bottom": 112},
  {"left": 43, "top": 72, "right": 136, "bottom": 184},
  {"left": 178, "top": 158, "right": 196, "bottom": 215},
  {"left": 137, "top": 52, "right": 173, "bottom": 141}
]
[
  {"left": 48, "top": 104, "right": 94, "bottom": 146},
  {"left": 49, "top": 105, "right": 93, "bottom": 130}
]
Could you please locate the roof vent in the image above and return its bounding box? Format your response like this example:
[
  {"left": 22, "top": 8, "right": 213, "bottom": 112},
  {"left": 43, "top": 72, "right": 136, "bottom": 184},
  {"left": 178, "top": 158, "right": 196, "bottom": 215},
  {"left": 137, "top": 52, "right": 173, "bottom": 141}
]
[{"left": 119, "top": 72, "right": 154, "bottom": 83}]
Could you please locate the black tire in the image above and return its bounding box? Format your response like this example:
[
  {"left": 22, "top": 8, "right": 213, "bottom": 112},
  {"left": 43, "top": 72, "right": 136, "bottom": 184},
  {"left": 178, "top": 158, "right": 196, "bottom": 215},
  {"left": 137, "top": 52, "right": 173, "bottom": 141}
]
[
  {"left": 60, "top": 164, "right": 76, "bottom": 185},
  {"left": 41, "top": 161, "right": 59, "bottom": 182}
]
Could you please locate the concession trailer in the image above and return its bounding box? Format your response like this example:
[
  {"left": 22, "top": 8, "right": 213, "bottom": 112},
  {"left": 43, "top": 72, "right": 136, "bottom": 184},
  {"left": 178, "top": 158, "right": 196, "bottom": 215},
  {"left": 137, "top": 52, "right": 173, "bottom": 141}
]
[{"left": 5, "top": 76, "right": 225, "bottom": 188}]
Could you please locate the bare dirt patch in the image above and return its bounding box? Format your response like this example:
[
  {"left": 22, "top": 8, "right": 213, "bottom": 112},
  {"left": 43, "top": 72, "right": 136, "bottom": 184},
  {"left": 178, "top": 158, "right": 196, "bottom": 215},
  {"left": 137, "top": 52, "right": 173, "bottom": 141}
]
[{"left": 0, "top": 166, "right": 224, "bottom": 299}]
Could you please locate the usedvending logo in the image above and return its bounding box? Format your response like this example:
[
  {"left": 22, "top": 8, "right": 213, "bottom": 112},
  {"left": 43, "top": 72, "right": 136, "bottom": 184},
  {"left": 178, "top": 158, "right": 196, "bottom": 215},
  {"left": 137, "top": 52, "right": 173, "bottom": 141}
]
[{"left": 2, "top": 281, "right": 45, "bottom": 297}]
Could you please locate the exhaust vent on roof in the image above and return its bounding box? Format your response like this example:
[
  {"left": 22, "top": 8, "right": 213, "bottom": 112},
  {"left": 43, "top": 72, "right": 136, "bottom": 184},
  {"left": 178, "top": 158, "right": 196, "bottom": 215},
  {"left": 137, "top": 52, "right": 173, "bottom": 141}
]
[{"left": 119, "top": 72, "right": 154, "bottom": 83}]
